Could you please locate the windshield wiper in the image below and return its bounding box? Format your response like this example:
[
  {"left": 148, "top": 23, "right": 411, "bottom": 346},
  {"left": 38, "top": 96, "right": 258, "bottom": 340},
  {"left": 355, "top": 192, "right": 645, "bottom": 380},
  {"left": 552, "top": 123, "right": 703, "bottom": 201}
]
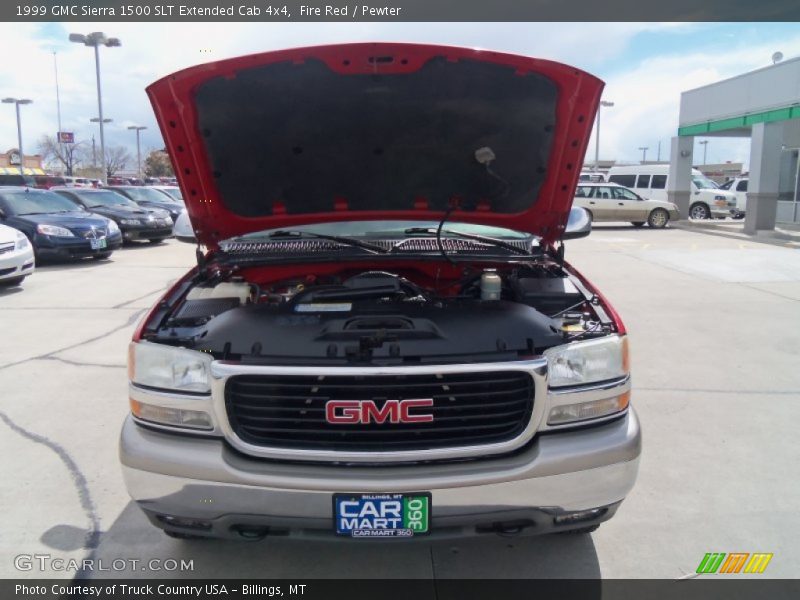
[
  {"left": 401, "top": 227, "right": 533, "bottom": 256},
  {"left": 266, "top": 230, "right": 389, "bottom": 254}
]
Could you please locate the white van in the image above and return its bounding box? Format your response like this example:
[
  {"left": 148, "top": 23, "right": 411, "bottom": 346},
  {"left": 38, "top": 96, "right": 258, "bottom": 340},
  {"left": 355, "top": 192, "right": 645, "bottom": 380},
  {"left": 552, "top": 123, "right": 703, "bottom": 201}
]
[{"left": 607, "top": 164, "right": 738, "bottom": 219}]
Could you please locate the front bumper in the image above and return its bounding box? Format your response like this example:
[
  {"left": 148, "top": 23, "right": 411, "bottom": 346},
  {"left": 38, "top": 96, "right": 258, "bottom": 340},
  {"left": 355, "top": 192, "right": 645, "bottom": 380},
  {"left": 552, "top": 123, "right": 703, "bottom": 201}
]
[
  {"left": 0, "top": 244, "right": 35, "bottom": 281},
  {"left": 121, "top": 225, "right": 173, "bottom": 241},
  {"left": 35, "top": 233, "right": 123, "bottom": 260},
  {"left": 120, "top": 408, "right": 641, "bottom": 539}
]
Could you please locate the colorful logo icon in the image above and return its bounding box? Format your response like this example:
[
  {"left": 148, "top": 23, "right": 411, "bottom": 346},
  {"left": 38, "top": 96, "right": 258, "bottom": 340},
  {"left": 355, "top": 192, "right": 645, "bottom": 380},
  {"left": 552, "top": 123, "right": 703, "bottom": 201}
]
[{"left": 696, "top": 552, "right": 773, "bottom": 574}]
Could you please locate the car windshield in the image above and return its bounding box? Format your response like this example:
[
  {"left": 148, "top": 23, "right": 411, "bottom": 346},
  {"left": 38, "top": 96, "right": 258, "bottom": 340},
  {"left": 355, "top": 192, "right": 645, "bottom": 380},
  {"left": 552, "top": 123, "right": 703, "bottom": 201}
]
[
  {"left": 157, "top": 187, "right": 183, "bottom": 201},
  {"left": 71, "top": 190, "right": 139, "bottom": 208},
  {"left": 692, "top": 175, "right": 719, "bottom": 190},
  {"left": 0, "top": 190, "right": 84, "bottom": 215},
  {"left": 227, "top": 220, "right": 532, "bottom": 242},
  {"left": 718, "top": 180, "right": 733, "bottom": 190},
  {"left": 116, "top": 187, "right": 181, "bottom": 203}
]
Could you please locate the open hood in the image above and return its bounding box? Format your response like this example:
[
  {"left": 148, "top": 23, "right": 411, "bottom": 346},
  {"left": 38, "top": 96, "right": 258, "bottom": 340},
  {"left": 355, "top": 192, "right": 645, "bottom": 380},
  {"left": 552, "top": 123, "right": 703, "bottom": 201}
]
[{"left": 147, "top": 43, "right": 603, "bottom": 249}]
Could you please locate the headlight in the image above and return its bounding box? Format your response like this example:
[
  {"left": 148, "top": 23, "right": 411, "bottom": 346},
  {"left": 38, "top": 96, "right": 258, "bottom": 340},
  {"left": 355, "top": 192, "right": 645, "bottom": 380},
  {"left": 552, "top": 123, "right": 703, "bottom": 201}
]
[
  {"left": 120, "top": 218, "right": 140, "bottom": 225},
  {"left": 544, "top": 335, "right": 628, "bottom": 389},
  {"left": 36, "top": 224, "right": 74, "bottom": 237},
  {"left": 107, "top": 220, "right": 120, "bottom": 233},
  {"left": 129, "top": 341, "right": 212, "bottom": 393},
  {"left": 15, "top": 232, "right": 29, "bottom": 250}
]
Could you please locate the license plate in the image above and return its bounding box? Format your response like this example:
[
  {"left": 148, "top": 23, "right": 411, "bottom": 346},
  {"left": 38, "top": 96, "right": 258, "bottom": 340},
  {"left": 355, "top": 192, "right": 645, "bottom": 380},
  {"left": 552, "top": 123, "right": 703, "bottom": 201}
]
[
  {"left": 90, "top": 238, "right": 107, "bottom": 250},
  {"left": 334, "top": 493, "right": 430, "bottom": 538}
]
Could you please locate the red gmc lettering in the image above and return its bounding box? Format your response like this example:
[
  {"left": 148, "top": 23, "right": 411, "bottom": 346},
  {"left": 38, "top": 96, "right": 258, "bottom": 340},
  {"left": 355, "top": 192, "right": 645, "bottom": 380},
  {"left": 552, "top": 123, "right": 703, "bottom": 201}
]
[{"left": 326, "top": 399, "right": 434, "bottom": 424}]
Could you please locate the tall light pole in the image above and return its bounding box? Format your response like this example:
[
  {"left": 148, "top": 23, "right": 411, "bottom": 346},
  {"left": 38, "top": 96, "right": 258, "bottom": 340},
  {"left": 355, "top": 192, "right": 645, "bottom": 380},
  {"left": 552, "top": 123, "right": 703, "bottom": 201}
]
[
  {"left": 699, "top": 140, "right": 709, "bottom": 165},
  {"left": 53, "top": 51, "right": 64, "bottom": 173},
  {"left": 128, "top": 125, "right": 147, "bottom": 180},
  {"left": 2, "top": 98, "right": 33, "bottom": 176},
  {"left": 638, "top": 146, "right": 649, "bottom": 163},
  {"left": 594, "top": 100, "right": 614, "bottom": 172},
  {"left": 69, "top": 32, "right": 121, "bottom": 184},
  {"left": 90, "top": 117, "right": 112, "bottom": 177}
]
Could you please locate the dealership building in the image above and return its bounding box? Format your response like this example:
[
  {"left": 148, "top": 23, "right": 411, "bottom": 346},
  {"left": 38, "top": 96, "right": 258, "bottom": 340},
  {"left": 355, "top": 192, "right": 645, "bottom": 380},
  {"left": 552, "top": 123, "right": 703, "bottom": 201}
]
[
  {"left": 0, "top": 148, "right": 44, "bottom": 175},
  {"left": 669, "top": 56, "right": 800, "bottom": 230}
]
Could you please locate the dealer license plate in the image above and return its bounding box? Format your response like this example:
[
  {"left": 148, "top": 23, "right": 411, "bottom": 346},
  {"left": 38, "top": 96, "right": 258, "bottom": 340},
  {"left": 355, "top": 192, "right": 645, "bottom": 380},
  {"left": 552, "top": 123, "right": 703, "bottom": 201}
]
[
  {"left": 90, "top": 238, "right": 107, "bottom": 250},
  {"left": 334, "top": 493, "right": 430, "bottom": 538}
]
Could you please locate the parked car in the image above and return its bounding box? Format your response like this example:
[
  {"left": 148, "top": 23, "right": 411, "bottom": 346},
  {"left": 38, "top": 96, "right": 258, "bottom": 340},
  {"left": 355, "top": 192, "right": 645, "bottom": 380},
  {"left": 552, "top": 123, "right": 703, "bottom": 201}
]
[
  {"left": 53, "top": 187, "right": 174, "bottom": 244},
  {"left": 33, "top": 175, "right": 69, "bottom": 189},
  {"left": 574, "top": 182, "right": 679, "bottom": 228},
  {"left": 62, "top": 176, "right": 94, "bottom": 188},
  {"left": 578, "top": 171, "right": 606, "bottom": 183},
  {"left": 0, "top": 174, "right": 36, "bottom": 187},
  {"left": 0, "top": 222, "right": 34, "bottom": 286},
  {"left": 149, "top": 185, "right": 183, "bottom": 201},
  {"left": 718, "top": 176, "right": 748, "bottom": 218},
  {"left": 105, "top": 185, "right": 186, "bottom": 222},
  {"left": 121, "top": 43, "right": 640, "bottom": 541},
  {"left": 171, "top": 209, "right": 195, "bottom": 242},
  {"left": 0, "top": 187, "right": 122, "bottom": 261},
  {"left": 607, "top": 164, "right": 737, "bottom": 220}
]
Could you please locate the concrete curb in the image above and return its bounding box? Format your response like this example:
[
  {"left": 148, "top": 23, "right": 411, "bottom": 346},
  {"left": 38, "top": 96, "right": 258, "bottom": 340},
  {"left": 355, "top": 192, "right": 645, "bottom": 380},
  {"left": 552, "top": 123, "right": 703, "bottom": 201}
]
[{"left": 670, "top": 220, "right": 800, "bottom": 249}]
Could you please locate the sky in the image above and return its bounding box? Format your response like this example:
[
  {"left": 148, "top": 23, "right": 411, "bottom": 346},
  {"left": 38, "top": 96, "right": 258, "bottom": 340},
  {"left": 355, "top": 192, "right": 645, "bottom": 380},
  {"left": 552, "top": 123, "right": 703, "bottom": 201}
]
[{"left": 1, "top": 21, "right": 799, "bottom": 172}]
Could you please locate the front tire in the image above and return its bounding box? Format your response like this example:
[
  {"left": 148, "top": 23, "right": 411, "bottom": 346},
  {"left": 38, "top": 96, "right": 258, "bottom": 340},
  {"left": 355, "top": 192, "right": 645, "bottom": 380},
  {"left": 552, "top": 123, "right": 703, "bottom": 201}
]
[
  {"left": 647, "top": 208, "right": 669, "bottom": 229},
  {"left": 689, "top": 203, "right": 711, "bottom": 220}
]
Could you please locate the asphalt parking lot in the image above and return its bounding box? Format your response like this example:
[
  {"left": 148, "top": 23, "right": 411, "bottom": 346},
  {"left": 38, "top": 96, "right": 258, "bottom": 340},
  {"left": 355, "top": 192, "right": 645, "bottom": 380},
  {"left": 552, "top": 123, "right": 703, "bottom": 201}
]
[{"left": 1, "top": 225, "right": 798, "bottom": 580}]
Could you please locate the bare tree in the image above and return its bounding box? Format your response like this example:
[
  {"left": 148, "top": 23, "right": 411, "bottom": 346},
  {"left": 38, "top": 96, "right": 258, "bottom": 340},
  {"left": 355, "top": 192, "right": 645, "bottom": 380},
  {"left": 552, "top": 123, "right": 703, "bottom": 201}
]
[
  {"left": 37, "top": 135, "right": 89, "bottom": 176},
  {"left": 104, "top": 146, "right": 132, "bottom": 178}
]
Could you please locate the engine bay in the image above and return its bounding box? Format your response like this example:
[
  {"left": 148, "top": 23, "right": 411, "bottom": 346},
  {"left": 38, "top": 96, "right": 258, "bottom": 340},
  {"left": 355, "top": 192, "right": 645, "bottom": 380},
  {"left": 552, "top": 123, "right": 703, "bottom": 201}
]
[{"left": 143, "top": 260, "right": 616, "bottom": 366}]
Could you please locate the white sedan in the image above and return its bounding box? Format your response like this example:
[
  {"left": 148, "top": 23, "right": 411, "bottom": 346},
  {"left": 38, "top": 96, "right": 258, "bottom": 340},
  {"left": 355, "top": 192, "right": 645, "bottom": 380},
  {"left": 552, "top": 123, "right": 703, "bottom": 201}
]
[
  {"left": 574, "top": 183, "right": 680, "bottom": 228},
  {"left": 0, "top": 223, "right": 35, "bottom": 286}
]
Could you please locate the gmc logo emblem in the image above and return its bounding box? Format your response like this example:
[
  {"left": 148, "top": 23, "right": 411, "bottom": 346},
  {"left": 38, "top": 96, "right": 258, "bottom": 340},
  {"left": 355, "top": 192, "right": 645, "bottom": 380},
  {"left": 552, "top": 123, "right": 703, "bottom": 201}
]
[{"left": 325, "top": 399, "right": 434, "bottom": 425}]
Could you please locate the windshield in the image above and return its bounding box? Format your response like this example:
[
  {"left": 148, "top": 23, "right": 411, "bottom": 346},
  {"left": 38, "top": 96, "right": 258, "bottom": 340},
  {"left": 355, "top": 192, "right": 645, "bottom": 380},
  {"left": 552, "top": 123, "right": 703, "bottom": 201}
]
[
  {"left": 718, "top": 180, "right": 733, "bottom": 190},
  {"left": 692, "top": 175, "right": 719, "bottom": 190},
  {"left": 115, "top": 187, "right": 180, "bottom": 204},
  {"left": 156, "top": 187, "right": 183, "bottom": 201},
  {"left": 228, "top": 220, "right": 532, "bottom": 242},
  {"left": 71, "top": 190, "right": 139, "bottom": 208},
  {"left": 0, "top": 190, "right": 84, "bottom": 215}
]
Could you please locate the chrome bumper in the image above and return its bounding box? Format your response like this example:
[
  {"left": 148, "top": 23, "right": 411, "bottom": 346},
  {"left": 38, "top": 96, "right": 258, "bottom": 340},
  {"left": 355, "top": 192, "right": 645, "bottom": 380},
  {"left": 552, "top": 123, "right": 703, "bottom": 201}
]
[{"left": 120, "top": 408, "right": 641, "bottom": 538}]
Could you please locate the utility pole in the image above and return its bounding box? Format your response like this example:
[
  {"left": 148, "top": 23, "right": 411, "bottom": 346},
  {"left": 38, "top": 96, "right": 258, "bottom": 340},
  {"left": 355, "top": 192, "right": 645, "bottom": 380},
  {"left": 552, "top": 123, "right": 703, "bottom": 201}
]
[
  {"left": 638, "top": 146, "right": 649, "bottom": 163},
  {"left": 594, "top": 100, "right": 614, "bottom": 172},
  {"left": 699, "top": 140, "right": 709, "bottom": 166}
]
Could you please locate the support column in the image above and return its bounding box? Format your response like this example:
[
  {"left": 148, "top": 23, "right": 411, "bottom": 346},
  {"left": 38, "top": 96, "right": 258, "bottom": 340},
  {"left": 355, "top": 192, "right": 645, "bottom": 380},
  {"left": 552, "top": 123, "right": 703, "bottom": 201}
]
[
  {"left": 667, "top": 135, "right": 693, "bottom": 218},
  {"left": 744, "top": 122, "right": 782, "bottom": 234}
]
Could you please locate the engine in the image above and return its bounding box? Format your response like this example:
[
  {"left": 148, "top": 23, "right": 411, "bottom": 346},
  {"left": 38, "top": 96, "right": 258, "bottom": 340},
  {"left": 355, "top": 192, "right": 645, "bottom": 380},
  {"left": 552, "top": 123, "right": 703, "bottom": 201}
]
[{"left": 147, "top": 266, "right": 607, "bottom": 366}]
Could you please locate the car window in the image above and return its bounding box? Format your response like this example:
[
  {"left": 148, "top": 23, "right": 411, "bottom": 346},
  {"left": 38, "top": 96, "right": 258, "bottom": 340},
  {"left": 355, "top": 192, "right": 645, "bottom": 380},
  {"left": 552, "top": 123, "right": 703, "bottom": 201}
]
[
  {"left": 594, "top": 187, "right": 614, "bottom": 200},
  {"left": 737, "top": 180, "right": 748, "bottom": 192},
  {"left": 114, "top": 187, "right": 179, "bottom": 203},
  {"left": 608, "top": 174, "right": 636, "bottom": 188},
  {"left": 71, "top": 190, "right": 138, "bottom": 208},
  {"left": 719, "top": 180, "right": 733, "bottom": 190},
  {"left": 575, "top": 186, "right": 590, "bottom": 198},
  {"left": 613, "top": 187, "right": 640, "bottom": 200},
  {"left": 650, "top": 175, "right": 667, "bottom": 189},
  {"left": 635, "top": 175, "right": 651, "bottom": 189}
]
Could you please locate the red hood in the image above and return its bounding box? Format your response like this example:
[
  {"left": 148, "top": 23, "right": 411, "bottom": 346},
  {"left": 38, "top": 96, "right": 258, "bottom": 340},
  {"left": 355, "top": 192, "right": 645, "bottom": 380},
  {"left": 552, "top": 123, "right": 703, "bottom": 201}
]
[{"left": 147, "top": 43, "right": 603, "bottom": 249}]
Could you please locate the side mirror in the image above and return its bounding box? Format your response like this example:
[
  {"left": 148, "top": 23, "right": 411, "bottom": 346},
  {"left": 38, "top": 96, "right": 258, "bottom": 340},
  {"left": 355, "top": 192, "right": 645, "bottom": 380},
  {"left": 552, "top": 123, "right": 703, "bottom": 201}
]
[{"left": 562, "top": 206, "right": 592, "bottom": 240}]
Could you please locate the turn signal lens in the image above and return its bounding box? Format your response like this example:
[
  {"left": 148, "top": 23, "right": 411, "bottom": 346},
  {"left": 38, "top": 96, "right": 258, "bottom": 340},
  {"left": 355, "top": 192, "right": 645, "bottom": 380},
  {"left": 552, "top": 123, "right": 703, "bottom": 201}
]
[
  {"left": 130, "top": 399, "right": 213, "bottom": 430},
  {"left": 547, "top": 391, "right": 630, "bottom": 425}
]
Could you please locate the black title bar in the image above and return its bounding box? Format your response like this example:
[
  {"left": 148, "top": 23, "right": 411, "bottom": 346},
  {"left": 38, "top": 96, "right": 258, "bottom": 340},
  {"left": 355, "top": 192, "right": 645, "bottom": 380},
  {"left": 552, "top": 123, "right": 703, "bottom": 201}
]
[{"left": 5, "top": 0, "right": 800, "bottom": 22}]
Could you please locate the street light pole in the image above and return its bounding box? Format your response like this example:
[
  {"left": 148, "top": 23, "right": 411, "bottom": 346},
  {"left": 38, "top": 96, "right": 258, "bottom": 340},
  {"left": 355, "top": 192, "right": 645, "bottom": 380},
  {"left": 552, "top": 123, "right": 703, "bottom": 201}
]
[
  {"left": 2, "top": 98, "right": 33, "bottom": 176},
  {"left": 70, "top": 32, "right": 121, "bottom": 185},
  {"left": 638, "top": 146, "right": 649, "bottom": 163},
  {"left": 699, "top": 140, "right": 709, "bottom": 165},
  {"left": 594, "top": 100, "right": 614, "bottom": 172},
  {"left": 128, "top": 125, "right": 147, "bottom": 180},
  {"left": 90, "top": 117, "right": 112, "bottom": 178}
]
